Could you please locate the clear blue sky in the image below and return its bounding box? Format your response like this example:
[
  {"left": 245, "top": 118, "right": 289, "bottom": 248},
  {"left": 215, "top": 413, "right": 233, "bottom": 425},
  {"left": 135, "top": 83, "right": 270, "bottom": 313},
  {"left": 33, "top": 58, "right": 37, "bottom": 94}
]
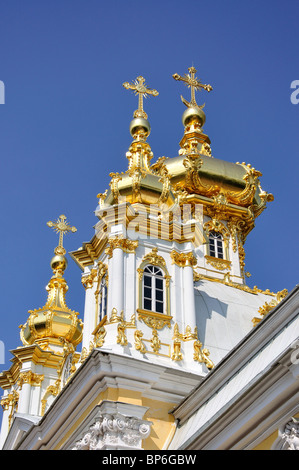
[{"left": 0, "top": 0, "right": 298, "bottom": 374}]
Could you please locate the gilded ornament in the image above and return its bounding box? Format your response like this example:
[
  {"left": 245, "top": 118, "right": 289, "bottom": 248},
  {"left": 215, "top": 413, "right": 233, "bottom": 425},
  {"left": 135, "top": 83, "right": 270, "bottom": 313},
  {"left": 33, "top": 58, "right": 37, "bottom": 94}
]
[
  {"left": 134, "top": 330, "right": 146, "bottom": 354},
  {"left": 193, "top": 340, "right": 214, "bottom": 369},
  {"left": 137, "top": 309, "right": 172, "bottom": 329},
  {"left": 171, "top": 338, "right": 183, "bottom": 361},
  {"left": 173, "top": 323, "right": 198, "bottom": 341},
  {"left": 116, "top": 323, "right": 128, "bottom": 347},
  {"left": 41, "top": 379, "right": 61, "bottom": 416},
  {"left": 18, "top": 371, "right": 44, "bottom": 389},
  {"left": 142, "top": 247, "right": 166, "bottom": 267},
  {"left": 109, "top": 308, "right": 124, "bottom": 324},
  {"left": 170, "top": 250, "right": 197, "bottom": 267},
  {"left": 105, "top": 238, "right": 138, "bottom": 258},
  {"left": 94, "top": 325, "right": 107, "bottom": 348},
  {"left": 205, "top": 255, "right": 231, "bottom": 271},
  {"left": 81, "top": 269, "right": 97, "bottom": 289},
  {"left": 253, "top": 288, "right": 288, "bottom": 325},
  {"left": 150, "top": 329, "right": 161, "bottom": 353}
]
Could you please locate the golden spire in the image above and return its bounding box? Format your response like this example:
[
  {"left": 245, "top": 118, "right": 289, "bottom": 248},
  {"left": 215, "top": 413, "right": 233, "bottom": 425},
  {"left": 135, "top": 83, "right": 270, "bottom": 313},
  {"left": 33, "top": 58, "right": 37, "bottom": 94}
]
[
  {"left": 123, "top": 75, "right": 159, "bottom": 119},
  {"left": 173, "top": 66, "right": 213, "bottom": 108},
  {"left": 173, "top": 66, "right": 213, "bottom": 155}
]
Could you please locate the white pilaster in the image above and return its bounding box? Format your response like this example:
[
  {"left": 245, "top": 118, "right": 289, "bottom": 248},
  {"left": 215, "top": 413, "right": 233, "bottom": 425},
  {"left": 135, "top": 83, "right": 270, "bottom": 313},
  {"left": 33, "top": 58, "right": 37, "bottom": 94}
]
[
  {"left": 111, "top": 247, "right": 124, "bottom": 315},
  {"left": 82, "top": 281, "right": 97, "bottom": 352}
]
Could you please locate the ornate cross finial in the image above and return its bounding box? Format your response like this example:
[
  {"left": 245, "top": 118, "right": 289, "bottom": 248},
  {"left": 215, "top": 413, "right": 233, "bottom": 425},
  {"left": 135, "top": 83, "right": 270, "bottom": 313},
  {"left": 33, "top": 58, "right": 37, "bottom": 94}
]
[
  {"left": 173, "top": 66, "right": 213, "bottom": 108},
  {"left": 123, "top": 76, "right": 159, "bottom": 119},
  {"left": 47, "top": 214, "right": 77, "bottom": 255}
]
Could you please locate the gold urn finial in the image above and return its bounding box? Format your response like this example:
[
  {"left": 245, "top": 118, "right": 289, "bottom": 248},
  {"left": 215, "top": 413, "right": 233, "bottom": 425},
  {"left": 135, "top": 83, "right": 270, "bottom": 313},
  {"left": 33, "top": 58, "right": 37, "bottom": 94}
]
[
  {"left": 123, "top": 75, "right": 159, "bottom": 139},
  {"left": 47, "top": 215, "right": 77, "bottom": 275}
]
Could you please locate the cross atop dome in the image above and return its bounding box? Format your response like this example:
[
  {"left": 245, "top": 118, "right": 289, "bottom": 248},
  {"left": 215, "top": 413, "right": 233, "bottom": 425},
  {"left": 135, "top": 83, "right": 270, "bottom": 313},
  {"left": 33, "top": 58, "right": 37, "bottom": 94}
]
[
  {"left": 123, "top": 75, "right": 159, "bottom": 119},
  {"left": 173, "top": 66, "right": 213, "bottom": 108},
  {"left": 47, "top": 214, "right": 77, "bottom": 256}
]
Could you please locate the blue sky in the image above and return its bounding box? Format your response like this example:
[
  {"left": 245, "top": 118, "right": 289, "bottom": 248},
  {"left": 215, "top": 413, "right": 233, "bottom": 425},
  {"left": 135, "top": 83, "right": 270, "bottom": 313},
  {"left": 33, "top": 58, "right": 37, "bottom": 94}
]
[{"left": 0, "top": 0, "right": 298, "bottom": 374}]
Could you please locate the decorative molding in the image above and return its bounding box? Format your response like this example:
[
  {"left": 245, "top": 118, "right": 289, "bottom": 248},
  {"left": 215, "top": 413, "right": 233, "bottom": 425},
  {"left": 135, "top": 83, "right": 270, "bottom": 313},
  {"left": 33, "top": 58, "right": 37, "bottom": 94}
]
[
  {"left": 173, "top": 323, "right": 198, "bottom": 342},
  {"left": 280, "top": 418, "right": 299, "bottom": 450},
  {"left": 252, "top": 289, "right": 288, "bottom": 326},
  {"left": 205, "top": 255, "right": 231, "bottom": 271},
  {"left": 41, "top": 379, "right": 61, "bottom": 416},
  {"left": 142, "top": 247, "right": 166, "bottom": 267},
  {"left": 72, "top": 403, "right": 152, "bottom": 450},
  {"left": 18, "top": 371, "right": 44, "bottom": 389},
  {"left": 170, "top": 250, "right": 197, "bottom": 268},
  {"left": 105, "top": 238, "right": 138, "bottom": 259},
  {"left": 81, "top": 268, "right": 97, "bottom": 289},
  {"left": 137, "top": 309, "right": 172, "bottom": 329}
]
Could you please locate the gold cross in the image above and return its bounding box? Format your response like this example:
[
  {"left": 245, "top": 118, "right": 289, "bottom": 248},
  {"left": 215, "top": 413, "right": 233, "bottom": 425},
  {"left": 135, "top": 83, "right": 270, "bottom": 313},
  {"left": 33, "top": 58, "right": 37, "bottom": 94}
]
[
  {"left": 123, "top": 76, "right": 159, "bottom": 119},
  {"left": 173, "top": 66, "right": 213, "bottom": 108},
  {"left": 47, "top": 215, "right": 77, "bottom": 255}
]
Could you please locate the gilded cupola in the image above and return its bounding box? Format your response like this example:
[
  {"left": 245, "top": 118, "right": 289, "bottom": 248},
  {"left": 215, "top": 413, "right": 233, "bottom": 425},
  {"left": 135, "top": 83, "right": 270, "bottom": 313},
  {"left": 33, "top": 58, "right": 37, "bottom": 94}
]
[
  {"left": 97, "top": 75, "right": 176, "bottom": 211},
  {"left": 20, "top": 215, "right": 83, "bottom": 351}
]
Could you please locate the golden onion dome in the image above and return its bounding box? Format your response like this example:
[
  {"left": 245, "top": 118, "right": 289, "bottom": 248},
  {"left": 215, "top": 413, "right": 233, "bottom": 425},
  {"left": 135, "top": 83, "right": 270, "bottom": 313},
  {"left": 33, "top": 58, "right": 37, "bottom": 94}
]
[{"left": 20, "top": 215, "right": 83, "bottom": 349}]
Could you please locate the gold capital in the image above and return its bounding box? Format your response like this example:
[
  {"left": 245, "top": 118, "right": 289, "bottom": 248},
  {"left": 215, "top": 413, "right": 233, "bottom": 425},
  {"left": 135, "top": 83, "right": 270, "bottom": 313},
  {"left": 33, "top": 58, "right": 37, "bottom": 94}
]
[
  {"left": 173, "top": 66, "right": 212, "bottom": 108},
  {"left": 123, "top": 76, "right": 159, "bottom": 119}
]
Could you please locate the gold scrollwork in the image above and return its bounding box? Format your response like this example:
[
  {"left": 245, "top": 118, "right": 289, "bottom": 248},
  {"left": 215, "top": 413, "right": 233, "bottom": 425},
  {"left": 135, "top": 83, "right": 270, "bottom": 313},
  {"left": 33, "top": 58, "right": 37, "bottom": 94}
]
[
  {"left": 105, "top": 238, "right": 138, "bottom": 259},
  {"left": 18, "top": 371, "right": 44, "bottom": 389},
  {"left": 205, "top": 255, "right": 231, "bottom": 271},
  {"left": 173, "top": 323, "right": 198, "bottom": 341},
  {"left": 150, "top": 329, "right": 161, "bottom": 353},
  {"left": 137, "top": 309, "right": 172, "bottom": 330},
  {"left": 170, "top": 250, "right": 197, "bottom": 267},
  {"left": 134, "top": 330, "right": 147, "bottom": 354},
  {"left": 116, "top": 323, "right": 128, "bottom": 346},
  {"left": 193, "top": 340, "right": 214, "bottom": 369},
  {"left": 109, "top": 308, "right": 124, "bottom": 324},
  {"left": 142, "top": 247, "right": 166, "bottom": 267}
]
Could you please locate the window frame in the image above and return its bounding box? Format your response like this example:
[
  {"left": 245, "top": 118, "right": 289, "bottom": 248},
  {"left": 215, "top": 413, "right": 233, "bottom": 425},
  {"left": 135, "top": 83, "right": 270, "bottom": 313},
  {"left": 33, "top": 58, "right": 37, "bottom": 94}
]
[
  {"left": 137, "top": 252, "right": 171, "bottom": 317},
  {"left": 142, "top": 265, "right": 165, "bottom": 314},
  {"left": 209, "top": 230, "right": 224, "bottom": 259}
]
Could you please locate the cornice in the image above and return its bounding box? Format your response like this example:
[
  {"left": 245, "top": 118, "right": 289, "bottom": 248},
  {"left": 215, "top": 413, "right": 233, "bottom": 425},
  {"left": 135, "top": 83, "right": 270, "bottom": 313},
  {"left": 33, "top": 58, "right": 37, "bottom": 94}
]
[{"left": 172, "top": 284, "right": 299, "bottom": 425}]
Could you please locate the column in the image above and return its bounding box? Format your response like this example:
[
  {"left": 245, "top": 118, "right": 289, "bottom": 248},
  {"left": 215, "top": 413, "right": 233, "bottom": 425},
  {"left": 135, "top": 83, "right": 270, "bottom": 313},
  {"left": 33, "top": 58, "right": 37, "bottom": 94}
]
[
  {"left": 81, "top": 269, "right": 97, "bottom": 351},
  {"left": 111, "top": 247, "right": 124, "bottom": 316},
  {"left": 183, "top": 259, "right": 197, "bottom": 331}
]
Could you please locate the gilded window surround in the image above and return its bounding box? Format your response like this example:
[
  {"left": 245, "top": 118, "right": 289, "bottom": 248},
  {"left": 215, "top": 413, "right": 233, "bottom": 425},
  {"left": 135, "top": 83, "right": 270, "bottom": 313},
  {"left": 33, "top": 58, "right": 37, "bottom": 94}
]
[{"left": 137, "top": 248, "right": 171, "bottom": 316}]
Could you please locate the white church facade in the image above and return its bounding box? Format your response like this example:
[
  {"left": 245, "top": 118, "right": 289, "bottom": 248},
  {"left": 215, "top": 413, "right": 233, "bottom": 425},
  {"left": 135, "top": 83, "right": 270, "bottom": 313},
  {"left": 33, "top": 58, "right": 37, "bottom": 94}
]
[{"left": 0, "top": 68, "right": 298, "bottom": 451}]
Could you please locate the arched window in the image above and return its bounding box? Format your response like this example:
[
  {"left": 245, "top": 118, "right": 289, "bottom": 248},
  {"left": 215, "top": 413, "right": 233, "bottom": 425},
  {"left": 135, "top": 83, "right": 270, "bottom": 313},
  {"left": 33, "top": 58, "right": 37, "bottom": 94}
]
[
  {"left": 143, "top": 265, "right": 164, "bottom": 314},
  {"left": 97, "top": 274, "right": 108, "bottom": 323},
  {"left": 209, "top": 231, "right": 224, "bottom": 259}
]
